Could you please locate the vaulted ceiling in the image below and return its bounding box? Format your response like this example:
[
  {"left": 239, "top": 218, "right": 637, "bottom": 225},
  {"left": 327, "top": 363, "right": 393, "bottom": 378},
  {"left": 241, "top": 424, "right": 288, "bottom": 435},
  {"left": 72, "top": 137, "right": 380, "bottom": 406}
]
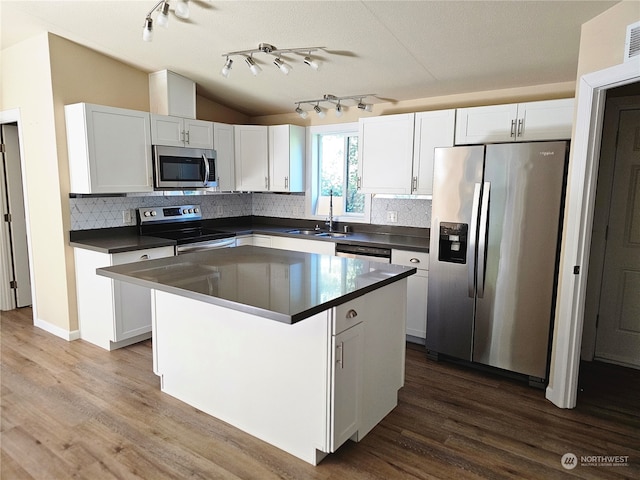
[{"left": 1, "top": 1, "right": 619, "bottom": 116}]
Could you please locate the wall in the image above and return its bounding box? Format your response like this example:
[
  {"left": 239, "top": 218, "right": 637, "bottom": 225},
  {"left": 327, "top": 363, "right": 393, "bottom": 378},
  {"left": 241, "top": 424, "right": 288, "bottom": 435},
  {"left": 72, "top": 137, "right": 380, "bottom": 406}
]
[{"left": 196, "top": 95, "right": 250, "bottom": 124}]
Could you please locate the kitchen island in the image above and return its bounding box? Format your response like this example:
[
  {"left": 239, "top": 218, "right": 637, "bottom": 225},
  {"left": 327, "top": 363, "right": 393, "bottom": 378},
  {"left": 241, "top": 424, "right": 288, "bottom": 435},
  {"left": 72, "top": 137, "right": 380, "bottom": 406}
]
[{"left": 97, "top": 246, "right": 415, "bottom": 464}]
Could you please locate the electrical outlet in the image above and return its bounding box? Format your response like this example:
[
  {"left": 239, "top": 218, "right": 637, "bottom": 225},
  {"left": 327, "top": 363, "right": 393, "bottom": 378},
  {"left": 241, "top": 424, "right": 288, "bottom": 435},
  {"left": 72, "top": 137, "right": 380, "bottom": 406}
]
[
  {"left": 122, "top": 209, "right": 132, "bottom": 224},
  {"left": 386, "top": 211, "right": 398, "bottom": 223}
]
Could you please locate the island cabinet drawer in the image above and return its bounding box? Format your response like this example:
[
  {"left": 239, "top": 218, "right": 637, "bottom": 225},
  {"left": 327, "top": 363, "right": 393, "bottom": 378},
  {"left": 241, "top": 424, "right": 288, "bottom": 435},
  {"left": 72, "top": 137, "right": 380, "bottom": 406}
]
[
  {"left": 333, "top": 295, "right": 366, "bottom": 334},
  {"left": 391, "top": 250, "right": 429, "bottom": 270},
  {"left": 112, "top": 246, "right": 175, "bottom": 265}
]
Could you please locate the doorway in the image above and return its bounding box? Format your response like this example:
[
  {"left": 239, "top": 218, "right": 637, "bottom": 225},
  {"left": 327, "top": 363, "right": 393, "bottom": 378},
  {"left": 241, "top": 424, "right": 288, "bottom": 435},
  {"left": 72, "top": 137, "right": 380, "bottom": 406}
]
[
  {"left": 585, "top": 93, "right": 640, "bottom": 369},
  {"left": 0, "top": 122, "right": 31, "bottom": 309}
]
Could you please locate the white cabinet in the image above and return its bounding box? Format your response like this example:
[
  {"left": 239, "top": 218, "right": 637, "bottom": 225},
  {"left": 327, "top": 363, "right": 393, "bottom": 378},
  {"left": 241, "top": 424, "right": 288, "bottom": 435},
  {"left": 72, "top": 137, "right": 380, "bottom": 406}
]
[
  {"left": 149, "top": 69, "right": 196, "bottom": 119},
  {"left": 65, "top": 103, "right": 153, "bottom": 194},
  {"left": 150, "top": 114, "right": 214, "bottom": 149},
  {"left": 455, "top": 98, "right": 574, "bottom": 144},
  {"left": 412, "top": 110, "right": 456, "bottom": 195},
  {"left": 213, "top": 122, "right": 236, "bottom": 191},
  {"left": 392, "top": 249, "right": 429, "bottom": 342},
  {"left": 358, "top": 113, "right": 415, "bottom": 194},
  {"left": 269, "top": 125, "right": 305, "bottom": 192},
  {"left": 358, "top": 110, "right": 455, "bottom": 195},
  {"left": 74, "top": 246, "right": 174, "bottom": 350},
  {"left": 234, "top": 125, "right": 269, "bottom": 191}
]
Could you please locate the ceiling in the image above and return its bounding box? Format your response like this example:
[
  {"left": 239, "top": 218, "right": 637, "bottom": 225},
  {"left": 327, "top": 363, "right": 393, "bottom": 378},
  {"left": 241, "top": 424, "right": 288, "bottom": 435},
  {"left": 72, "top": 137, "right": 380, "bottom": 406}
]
[{"left": 1, "top": 1, "right": 619, "bottom": 117}]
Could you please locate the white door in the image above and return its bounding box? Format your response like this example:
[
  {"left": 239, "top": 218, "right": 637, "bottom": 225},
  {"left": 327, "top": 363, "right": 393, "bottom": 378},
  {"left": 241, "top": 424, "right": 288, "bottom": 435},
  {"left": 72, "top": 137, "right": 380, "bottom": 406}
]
[
  {"left": 234, "top": 125, "right": 268, "bottom": 191},
  {"left": 213, "top": 123, "right": 235, "bottom": 191},
  {"left": 150, "top": 114, "right": 184, "bottom": 146},
  {"left": 595, "top": 108, "right": 640, "bottom": 368},
  {"left": 184, "top": 119, "right": 214, "bottom": 149},
  {"left": 1, "top": 124, "right": 31, "bottom": 308}
]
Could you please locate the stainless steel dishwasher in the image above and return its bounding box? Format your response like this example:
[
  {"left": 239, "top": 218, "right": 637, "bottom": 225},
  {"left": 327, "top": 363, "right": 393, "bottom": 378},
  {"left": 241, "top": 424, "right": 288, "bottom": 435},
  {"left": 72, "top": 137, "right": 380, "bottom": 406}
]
[{"left": 335, "top": 243, "right": 391, "bottom": 263}]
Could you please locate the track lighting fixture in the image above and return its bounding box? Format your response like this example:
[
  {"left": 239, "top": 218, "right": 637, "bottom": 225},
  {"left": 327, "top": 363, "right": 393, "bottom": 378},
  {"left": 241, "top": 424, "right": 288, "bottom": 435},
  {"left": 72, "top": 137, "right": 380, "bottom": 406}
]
[
  {"left": 221, "top": 57, "right": 233, "bottom": 78},
  {"left": 245, "top": 56, "right": 262, "bottom": 76},
  {"left": 221, "top": 43, "right": 324, "bottom": 78},
  {"left": 294, "top": 93, "right": 376, "bottom": 117},
  {"left": 142, "top": 0, "right": 190, "bottom": 42}
]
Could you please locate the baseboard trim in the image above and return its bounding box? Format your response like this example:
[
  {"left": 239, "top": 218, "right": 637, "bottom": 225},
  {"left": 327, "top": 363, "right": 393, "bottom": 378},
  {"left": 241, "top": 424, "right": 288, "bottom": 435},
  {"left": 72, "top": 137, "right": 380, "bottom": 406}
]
[{"left": 34, "top": 317, "right": 80, "bottom": 341}]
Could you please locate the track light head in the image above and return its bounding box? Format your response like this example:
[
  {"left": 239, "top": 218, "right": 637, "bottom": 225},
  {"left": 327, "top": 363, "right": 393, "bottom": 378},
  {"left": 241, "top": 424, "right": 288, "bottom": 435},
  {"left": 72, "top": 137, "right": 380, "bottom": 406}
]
[
  {"left": 245, "top": 56, "right": 262, "bottom": 76},
  {"left": 313, "top": 104, "right": 326, "bottom": 119},
  {"left": 174, "top": 0, "right": 190, "bottom": 19},
  {"left": 357, "top": 101, "right": 372, "bottom": 112},
  {"left": 295, "top": 105, "right": 308, "bottom": 119},
  {"left": 273, "top": 57, "right": 292, "bottom": 75},
  {"left": 156, "top": 1, "right": 170, "bottom": 27},
  {"left": 303, "top": 56, "right": 320, "bottom": 70},
  {"left": 221, "top": 58, "right": 233, "bottom": 78},
  {"left": 335, "top": 103, "right": 344, "bottom": 118},
  {"left": 142, "top": 17, "right": 154, "bottom": 42}
]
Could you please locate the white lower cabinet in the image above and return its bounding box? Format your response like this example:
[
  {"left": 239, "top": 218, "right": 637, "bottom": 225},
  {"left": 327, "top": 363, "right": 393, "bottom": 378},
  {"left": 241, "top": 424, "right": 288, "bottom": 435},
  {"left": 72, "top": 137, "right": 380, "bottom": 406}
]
[
  {"left": 392, "top": 249, "right": 429, "bottom": 342},
  {"left": 270, "top": 235, "right": 335, "bottom": 255},
  {"left": 74, "top": 246, "right": 174, "bottom": 350}
]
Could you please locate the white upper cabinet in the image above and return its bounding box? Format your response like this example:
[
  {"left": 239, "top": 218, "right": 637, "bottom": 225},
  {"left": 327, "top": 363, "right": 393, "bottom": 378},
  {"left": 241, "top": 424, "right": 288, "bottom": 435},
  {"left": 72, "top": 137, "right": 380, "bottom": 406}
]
[
  {"left": 358, "top": 111, "right": 455, "bottom": 195},
  {"left": 268, "top": 125, "right": 305, "bottom": 192},
  {"left": 65, "top": 103, "right": 153, "bottom": 194},
  {"left": 358, "top": 113, "right": 415, "bottom": 194},
  {"left": 455, "top": 98, "right": 574, "bottom": 144},
  {"left": 149, "top": 69, "right": 196, "bottom": 119},
  {"left": 213, "top": 122, "right": 236, "bottom": 191},
  {"left": 234, "top": 125, "right": 269, "bottom": 191},
  {"left": 412, "top": 110, "right": 456, "bottom": 195},
  {"left": 150, "top": 114, "right": 214, "bottom": 149}
]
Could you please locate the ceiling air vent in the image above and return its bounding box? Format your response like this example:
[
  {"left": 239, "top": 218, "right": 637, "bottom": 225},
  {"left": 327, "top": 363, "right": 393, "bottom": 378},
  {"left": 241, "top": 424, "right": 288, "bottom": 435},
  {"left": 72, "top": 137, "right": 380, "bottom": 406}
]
[{"left": 625, "top": 21, "right": 640, "bottom": 62}]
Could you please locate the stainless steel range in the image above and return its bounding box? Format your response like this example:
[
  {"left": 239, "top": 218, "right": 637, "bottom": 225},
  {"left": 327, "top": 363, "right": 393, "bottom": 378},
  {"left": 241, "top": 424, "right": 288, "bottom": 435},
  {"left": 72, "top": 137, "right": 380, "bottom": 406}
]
[{"left": 137, "top": 205, "right": 236, "bottom": 254}]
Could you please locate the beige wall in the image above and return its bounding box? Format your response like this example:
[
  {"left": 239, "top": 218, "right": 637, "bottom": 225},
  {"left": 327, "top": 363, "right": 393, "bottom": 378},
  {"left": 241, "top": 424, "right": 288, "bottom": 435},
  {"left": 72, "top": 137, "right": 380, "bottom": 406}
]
[
  {"left": 1, "top": 33, "right": 71, "bottom": 330},
  {"left": 196, "top": 94, "right": 250, "bottom": 124}
]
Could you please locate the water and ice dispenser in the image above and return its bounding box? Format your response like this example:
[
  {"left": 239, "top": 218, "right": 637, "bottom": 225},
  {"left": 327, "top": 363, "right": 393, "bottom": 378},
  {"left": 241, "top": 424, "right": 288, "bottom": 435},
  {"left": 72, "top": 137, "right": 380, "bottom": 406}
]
[{"left": 438, "top": 222, "right": 468, "bottom": 264}]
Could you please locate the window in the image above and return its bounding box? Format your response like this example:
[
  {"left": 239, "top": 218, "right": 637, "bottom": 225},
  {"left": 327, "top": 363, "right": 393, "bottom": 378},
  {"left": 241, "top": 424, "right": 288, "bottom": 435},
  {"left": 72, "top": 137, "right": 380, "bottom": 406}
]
[{"left": 308, "top": 123, "right": 371, "bottom": 222}]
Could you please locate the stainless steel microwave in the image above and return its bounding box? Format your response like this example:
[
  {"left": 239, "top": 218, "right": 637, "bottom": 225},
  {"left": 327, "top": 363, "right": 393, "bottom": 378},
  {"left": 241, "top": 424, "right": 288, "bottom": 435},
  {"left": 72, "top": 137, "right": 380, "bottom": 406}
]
[{"left": 153, "top": 145, "right": 217, "bottom": 189}]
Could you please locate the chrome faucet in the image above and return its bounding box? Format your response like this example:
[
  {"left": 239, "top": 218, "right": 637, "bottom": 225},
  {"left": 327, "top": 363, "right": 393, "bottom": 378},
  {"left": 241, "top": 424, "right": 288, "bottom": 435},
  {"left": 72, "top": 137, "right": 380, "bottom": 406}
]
[{"left": 326, "top": 189, "right": 335, "bottom": 232}]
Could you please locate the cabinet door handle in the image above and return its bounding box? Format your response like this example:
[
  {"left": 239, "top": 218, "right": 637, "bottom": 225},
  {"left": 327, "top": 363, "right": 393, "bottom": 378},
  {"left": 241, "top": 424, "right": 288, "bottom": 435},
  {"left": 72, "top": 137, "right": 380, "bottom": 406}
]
[
  {"left": 265, "top": 177, "right": 269, "bottom": 189},
  {"left": 412, "top": 176, "right": 418, "bottom": 192},
  {"left": 410, "top": 258, "right": 420, "bottom": 264},
  {"left": 185, "top": 130, "right": 190, "bottom": 144},
  {"left": 337, "top": 342, "right": 344, "bottom": 368},
  {"left": 346, "top": 309, "right": 358, "bottom": 319},
  {"left": 357, "top": 177, "right": 362, "bottom": 189},
  {"left": 140, "top": 254, "right": 150, "bottom": 260},
  {"left": 180, "top": 130, "right": 185, "bottom": 142},
  {"left": 284, "top": 176, "right": 288, "bottom": 189},
  {"left": 510, "top": 120, "right": 516, "bottom": 138},
  {"left": 517, "top": 119, "right": 523, "bottom": 137}
]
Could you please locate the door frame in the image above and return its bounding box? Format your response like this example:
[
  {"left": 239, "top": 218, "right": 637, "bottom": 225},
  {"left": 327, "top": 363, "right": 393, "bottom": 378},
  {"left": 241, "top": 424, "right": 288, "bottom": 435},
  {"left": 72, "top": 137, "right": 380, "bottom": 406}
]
[
  {"left": 547, "top": 58, "right": 640, "bottom": 409},
  {"left": 0, "top": 108, "right": 36, "bottom": 316}
]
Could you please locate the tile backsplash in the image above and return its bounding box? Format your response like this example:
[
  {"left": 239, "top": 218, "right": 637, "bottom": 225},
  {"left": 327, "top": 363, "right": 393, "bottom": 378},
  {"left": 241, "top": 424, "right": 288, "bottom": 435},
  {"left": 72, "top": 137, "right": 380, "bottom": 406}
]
[{"left": 69, "top": 193, "right": 431, "bottom": 230}]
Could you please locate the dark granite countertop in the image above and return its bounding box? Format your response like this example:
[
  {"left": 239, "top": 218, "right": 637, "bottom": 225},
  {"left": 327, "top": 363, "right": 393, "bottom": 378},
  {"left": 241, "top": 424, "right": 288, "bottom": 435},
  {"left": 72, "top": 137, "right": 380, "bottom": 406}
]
[
  {"left": 70, "top": 217, "right": 429, "bottom": 254},
  {"left": 97, "top": 246, "right": 416, "bottom": 324}
]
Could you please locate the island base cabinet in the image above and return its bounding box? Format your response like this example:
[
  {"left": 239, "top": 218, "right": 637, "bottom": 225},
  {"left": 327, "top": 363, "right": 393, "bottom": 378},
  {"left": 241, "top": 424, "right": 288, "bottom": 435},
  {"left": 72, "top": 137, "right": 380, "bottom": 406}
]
[{"left": 151, "top": 280, "right": 406, "bottom": 465}]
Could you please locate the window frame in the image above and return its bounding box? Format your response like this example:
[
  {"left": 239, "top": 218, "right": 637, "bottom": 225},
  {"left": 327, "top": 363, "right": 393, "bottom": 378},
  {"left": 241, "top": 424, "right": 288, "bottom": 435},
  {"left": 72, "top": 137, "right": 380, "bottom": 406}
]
[{"left": 305, "top": 122, "right": 371, "bottom": 223}]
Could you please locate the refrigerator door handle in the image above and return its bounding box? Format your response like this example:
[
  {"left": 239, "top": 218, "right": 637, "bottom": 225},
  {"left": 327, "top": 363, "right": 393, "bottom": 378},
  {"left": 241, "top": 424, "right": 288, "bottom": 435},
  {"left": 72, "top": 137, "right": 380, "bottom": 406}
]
[
  {"left": 468, "top": 182, "right": 482, "bottom": 297},
  {"left": 477, "top": 182, "right": 491, "bottom": 298}
]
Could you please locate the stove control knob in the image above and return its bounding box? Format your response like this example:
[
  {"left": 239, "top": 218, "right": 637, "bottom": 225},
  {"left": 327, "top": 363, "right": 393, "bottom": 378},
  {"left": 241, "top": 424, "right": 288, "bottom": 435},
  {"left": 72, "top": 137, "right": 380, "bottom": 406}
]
[
  {"left": 151, "top": 211, "right": 157, "bottom": 216},
  {"left": 143, "top": 211, "right": 151, "bottom": 217},
  {"left": 182, "top": 208, "right": 188, "bottom": 214},
  {"left": 194, "top": 207, "right": 200, "bottom": 213},
  {"left": 189, "top": 208, "right": 194, "bottom": 213}
]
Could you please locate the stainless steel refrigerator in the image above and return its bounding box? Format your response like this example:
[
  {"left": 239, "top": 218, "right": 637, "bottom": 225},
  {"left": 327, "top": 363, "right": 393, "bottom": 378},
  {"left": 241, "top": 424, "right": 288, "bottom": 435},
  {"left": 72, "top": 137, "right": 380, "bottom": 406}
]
[{"left": 426, "top": 142, "right": 568, "bottom": 383}]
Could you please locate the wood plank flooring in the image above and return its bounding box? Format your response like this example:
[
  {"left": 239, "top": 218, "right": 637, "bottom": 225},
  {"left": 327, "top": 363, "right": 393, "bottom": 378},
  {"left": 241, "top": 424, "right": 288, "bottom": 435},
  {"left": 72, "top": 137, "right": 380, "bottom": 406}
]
[{"left": 1, "top": 307, "right": 639, "bottom": 479}]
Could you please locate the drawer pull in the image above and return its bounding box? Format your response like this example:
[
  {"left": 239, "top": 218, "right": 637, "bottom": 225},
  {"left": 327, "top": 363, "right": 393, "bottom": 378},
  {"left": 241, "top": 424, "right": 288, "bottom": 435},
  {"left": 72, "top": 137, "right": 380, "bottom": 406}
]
[
  {"left": 410, "top": 258, "right": 420, "bottom": 263},
  {"left": 140, "top": 254, "right": 150, "bottom": 260},
  {"left": 346, "top": 309, "right": 358, "bottom": 319}
]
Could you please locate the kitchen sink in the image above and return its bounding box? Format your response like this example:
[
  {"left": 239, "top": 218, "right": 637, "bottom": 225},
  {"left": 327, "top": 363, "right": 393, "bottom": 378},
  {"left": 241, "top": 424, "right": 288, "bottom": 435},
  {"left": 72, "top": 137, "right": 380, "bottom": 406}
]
[
  {"left": 287, "top": 229, "right": 350, "bottom": 238},
  {"left": 286, "top": 229, "right": 321, "bottom": 236}
]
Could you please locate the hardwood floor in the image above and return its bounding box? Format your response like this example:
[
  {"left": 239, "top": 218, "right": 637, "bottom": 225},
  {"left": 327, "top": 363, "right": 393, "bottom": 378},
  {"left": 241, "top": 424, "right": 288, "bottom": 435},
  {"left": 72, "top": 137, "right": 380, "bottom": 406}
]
[{"left": 1, "top": 307, "right": 638, "bottom": 479}]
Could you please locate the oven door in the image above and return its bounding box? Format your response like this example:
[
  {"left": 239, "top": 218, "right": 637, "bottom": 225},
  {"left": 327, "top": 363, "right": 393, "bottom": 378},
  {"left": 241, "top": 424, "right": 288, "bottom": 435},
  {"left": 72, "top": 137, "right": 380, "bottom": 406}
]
[
  {"left": 177, "top": 237, "right": 236, "bottom": 254},
  {"left": 154, "top": 145, "right": 217, "bottom": 189}
]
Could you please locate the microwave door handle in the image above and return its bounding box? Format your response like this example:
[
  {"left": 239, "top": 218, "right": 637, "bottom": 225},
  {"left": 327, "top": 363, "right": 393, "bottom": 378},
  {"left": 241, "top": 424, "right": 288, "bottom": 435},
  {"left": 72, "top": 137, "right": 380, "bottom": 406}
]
[{"left": 202, "top": 154, "right": 210, "bottom": 187}]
